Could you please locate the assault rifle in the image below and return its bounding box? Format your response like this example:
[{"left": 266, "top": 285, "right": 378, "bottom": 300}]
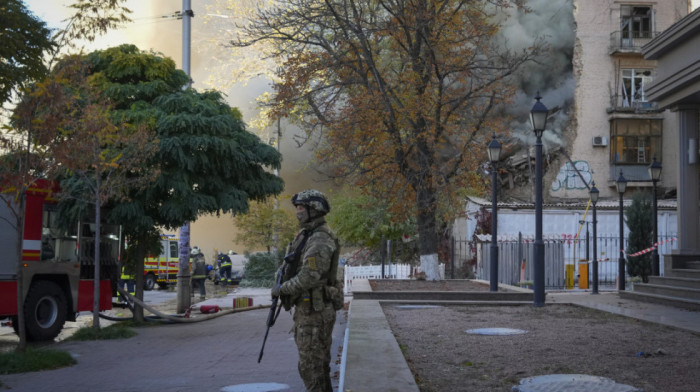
[
  {"left": 258, "top": 231, "right": 309, "bottom": 363},
  {"left": 258, "top": 269, "right": 284, "bottom": 363}
]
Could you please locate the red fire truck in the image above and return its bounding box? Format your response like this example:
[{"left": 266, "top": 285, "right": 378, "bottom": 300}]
[{"left": 0, "top": 180, "right": 121, "bottom": 341}]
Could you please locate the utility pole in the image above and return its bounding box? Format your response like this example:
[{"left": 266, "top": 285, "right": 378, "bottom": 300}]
[
  {"left": 270, "top": 118, "right": 281, "bottom": 256},
  {"left": 176, "top": 0, "right": 194, "bottom": 314}
]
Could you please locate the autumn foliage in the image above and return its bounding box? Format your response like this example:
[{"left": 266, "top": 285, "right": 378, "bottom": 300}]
[{"left": 239, "top": 0, "right": 546, "bottom": 277}]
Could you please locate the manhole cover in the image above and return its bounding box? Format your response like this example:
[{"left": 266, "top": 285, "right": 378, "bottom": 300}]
[
  {"left": 465, "top": 327, "right": 527, "bottom": 335},
  {"left": 513, "top": 374, "right": 641, "bottom": 392},
  {"left": 221, "top": 383, "right": 289, "bottom": 392},
  {"left": 395, "top": 305, "right": 442, "bottom": 309}
]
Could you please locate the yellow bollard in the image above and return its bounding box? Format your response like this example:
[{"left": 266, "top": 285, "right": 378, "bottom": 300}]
[{"left": 565, "top": 264, "right": 575, "bottom": 289}]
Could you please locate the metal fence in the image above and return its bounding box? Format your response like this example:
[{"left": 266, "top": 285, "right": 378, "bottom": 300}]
[{"left": 452, "top": 233, "right": 678, "bottom": 290}]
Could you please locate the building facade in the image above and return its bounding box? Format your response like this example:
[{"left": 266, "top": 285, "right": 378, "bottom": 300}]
[
  {"left": 642, "top": 6, "right": 700, "bottom": 266},
  {"left": 553, "top": 0, "right": 689, "bottom": 201}
]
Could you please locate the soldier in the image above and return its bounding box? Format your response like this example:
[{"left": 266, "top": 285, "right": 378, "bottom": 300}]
[{"left": 272, "top": 190, "right": 343, "bottom": 392}]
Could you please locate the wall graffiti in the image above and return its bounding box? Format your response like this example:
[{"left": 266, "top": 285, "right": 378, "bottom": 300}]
[{"left": 551, "top": 161, "right": 592, "bottom": 191}]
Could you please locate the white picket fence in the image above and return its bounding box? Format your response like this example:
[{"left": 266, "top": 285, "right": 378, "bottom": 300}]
[{"left": 343, "top": 263, "right": 445, "bottom": 294}]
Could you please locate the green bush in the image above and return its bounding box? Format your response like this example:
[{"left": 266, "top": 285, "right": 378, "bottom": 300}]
[
  {"left": 239, "top": 251, "right": 282, "bottom": 288},
  {"left": 625, "top": 191, "right": 653, "bottom": 282},
  {"left": 0, "top": 348, "right": 76, "bottom": 375}
]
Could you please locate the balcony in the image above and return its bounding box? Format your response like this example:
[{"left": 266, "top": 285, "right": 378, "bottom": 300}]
[
  {"left": 609, "top": 164, "right": 654, "bottom": 184},
  {"left": 609, "top": 30, "right": 659, "bottom": 54},
  {"left": 607, "top": 94, "right": 661, "bottom": 114}
]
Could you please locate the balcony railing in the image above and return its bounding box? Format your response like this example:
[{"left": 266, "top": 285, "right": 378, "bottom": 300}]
[
  {"left": 609, "top": 30, "right": 659, "bottom": 53},
  {"left": 607, "top": 94, "right": 660, "bottom": 113}
]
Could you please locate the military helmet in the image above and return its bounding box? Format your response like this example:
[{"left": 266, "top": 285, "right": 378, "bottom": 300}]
[{"left": 291, "top": 189, "right": 330, "bottom": 214}]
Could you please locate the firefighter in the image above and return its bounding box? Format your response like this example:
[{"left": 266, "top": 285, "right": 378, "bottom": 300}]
[
  {"left": 117, "top": 265, "right": 135, "bottom": 306},
  {"left": 217, "top": 251, "right": 233, "bottom": 288},
  {"left": 190, "top": 246, "right": 207, "bottom": 301}
]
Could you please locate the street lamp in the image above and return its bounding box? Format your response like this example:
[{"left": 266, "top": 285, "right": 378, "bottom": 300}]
[
  {"left": 487, "top": 134, "right": 502, "bottom": 292},
  {"left": 530, "top": 92, "right": 548, "bottom": 307},
  {"left": 616, "top": 171, "right": 627, "bottom": 290},
  {"left": 649, "top": 156, "right": 662, "bottom": 276},
  {"left": 578, "top": 220, "right": 591, "bottom": 261},
  {"left": 589, "top": 182, "right": 599, "bottom": 294}
]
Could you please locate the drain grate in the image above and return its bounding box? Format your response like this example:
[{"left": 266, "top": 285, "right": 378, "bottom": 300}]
[
  {"left": 221, "top": 383, "right": 290, "bottom": 392},
  {"left": 513, "top": 374, "right": 641, "bottom": 392},
  {"left": 395, "top": 305, "right": 443, "bottom": 309},
  {"left": 465, "top": 327, "right": 527, "bottom": 335}
]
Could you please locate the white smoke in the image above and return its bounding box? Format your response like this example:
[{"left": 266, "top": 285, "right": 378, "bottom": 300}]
[{"left": 499, "top": 0, "right": 576, "bottom": 151}]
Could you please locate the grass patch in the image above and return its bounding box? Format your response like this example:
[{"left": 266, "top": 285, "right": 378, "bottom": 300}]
[
  {"left": 66, "top": 323, "right": 137, "bottom": 341},
  {"left": 0, "top": 348, "right": 76, "bottom": 374}
]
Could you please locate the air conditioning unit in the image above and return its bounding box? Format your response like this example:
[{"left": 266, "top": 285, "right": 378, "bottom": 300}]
[{"left": 592, "top": 136, "right": 608, "bottom": 147}]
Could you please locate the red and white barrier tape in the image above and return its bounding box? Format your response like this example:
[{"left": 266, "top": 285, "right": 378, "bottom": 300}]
[{"left": 626, "top": 237, "right": 677, "bottom": 257}]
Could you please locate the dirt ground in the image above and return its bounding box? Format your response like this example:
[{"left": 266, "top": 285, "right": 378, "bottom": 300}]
[{"left": 372, "top": 280, "right": 700, "bottom": 392}]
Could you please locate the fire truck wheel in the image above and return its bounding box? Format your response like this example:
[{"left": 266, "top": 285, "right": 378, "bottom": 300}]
[
  {"left": 24, "top": 281, "right": 67, "bottom": 341},
  {"left": 144, "top": 273, "right": 156, "bottom": 291}
]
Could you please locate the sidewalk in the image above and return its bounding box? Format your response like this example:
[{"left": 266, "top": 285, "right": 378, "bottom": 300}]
[{"left": 341, "top": 279, "right": 700, "bottom": 392}]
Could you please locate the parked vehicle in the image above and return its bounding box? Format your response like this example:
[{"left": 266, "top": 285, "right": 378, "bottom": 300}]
[
  {"left": 142, "top": 235, "right": 182, "bottom": 290},
  {"left": 0, "top": 180, "right": 121, "bottom": 341}
]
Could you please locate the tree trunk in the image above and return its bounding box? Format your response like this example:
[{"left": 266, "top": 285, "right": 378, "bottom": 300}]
[
  {"left": 416, "top": 183, "right": 440, "bottom": 281},
  {"left": 15, "top": 192, "right": 27, "bottom": 352},
  {"left": 132, "top": 242, "right": 146, "bottom": 322},
  {"left": 92, "top": 177, "right": 101, "bottom": 330},
  {"left": 176, "top": 222, "right": 191, "bottom": 313}
]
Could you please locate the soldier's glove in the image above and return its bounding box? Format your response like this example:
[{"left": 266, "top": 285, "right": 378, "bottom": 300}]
[{"left": 271, "top": 282, "right": 282, "bottom": 298}]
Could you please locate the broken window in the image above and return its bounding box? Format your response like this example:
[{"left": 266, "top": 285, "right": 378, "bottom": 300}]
[
  {"left": 610, "top": 118, "right": 662, "bottom": 164},
  {"left": 621, "top": 69, "right": 653, "bottom": 107},
  {"left": 621, "top": 5, "right": 653, "bottom": 39}
]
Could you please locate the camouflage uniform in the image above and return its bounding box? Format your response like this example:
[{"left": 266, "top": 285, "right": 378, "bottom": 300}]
[{"left": 278, "top": 190, "right": 341, "bottom": 392}]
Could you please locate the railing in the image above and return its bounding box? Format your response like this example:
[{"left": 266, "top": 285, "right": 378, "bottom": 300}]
[
  {"left": 609, "top": 30, "right": 659, "bottom": 53},
  {"left": 343, "top": 264, "right": 445, "bottom": 294},
  {"left": 608, "top": 95, "right": 659, "bottom": 113},
  {"left": 466, "top": 233, "right": 677, "bottom": 290}
]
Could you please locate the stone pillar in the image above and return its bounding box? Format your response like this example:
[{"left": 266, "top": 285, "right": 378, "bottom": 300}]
[{"left": 673, "top": 106, "right": 700, "bottom": 254}]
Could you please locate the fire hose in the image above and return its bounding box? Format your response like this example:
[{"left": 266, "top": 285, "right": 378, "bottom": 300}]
[{"left": 99, "top": 287, "right": 266, "bottom": 323}]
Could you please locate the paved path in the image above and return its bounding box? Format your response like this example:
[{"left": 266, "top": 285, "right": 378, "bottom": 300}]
[{"left": 0, "top": 287, "right": 347, "bottom": 392}]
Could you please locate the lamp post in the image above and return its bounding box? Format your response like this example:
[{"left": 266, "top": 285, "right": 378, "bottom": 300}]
[
  {"left": 616, "top": 171, "right": 627, "bottom": 291},
  {"left": 488, "top": 134, "right": 502, "bottom": 292},
  {"left": 649, "top": 157, "right": 662, "bottom": 276},
  {"left": 589, "top": 182, "right": 599, "bottom": 294},
  {"left": 530, "top": 92, "right": 548, "bottom": 307},
  {"left": 578, "top": 220, "right": 591, "bottom": 261}
]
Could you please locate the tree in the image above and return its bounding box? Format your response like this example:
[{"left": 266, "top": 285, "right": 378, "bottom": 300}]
[
  {"left": 2, "top": 0, "right": 130, "bottom": 350},
  {"left": 12, "top": 54, "right": 158, "bottom": 330},
  {"left": 234, "top": 197, "right": 297, "bottom": 253},
  {"left": 238, "top": 0, "right": 546, "bottom": 280},
  {"left": 80, "top": 45, "right": 284, "bottom": 315},
  {"left": 0, "top": 0, "right": 55, "bottom": 111},
  {"left": 625, "top": 191, "right": 653, "bottom": 283},
  {"left": 327, "top": 193, "right": 417, "bottom": 264}
]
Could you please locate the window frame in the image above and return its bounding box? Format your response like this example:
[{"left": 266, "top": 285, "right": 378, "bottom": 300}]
[{"left": 609, "top": 118, "right": 663, "bottom": 165}]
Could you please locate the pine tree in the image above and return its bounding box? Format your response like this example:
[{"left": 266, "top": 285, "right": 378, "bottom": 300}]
[{"left": 625, "top": 191, "right": 653, "bottom": 282}]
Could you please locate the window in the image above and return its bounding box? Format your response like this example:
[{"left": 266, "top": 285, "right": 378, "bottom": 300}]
[
  {"left": 621, "top": 6, "right": 652, "bottom": 39},
  {"left": 169, "top": 241, "right": 178, "bottom": 258},
  {"left": 610, "top": 118, "right": 662, "bottom": 164},
  {"left": 621, "top": 69, "right": 653, "bottom": 107},
  {"left": 41, "top": 206, "right": 78, "bottom": 262}
]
